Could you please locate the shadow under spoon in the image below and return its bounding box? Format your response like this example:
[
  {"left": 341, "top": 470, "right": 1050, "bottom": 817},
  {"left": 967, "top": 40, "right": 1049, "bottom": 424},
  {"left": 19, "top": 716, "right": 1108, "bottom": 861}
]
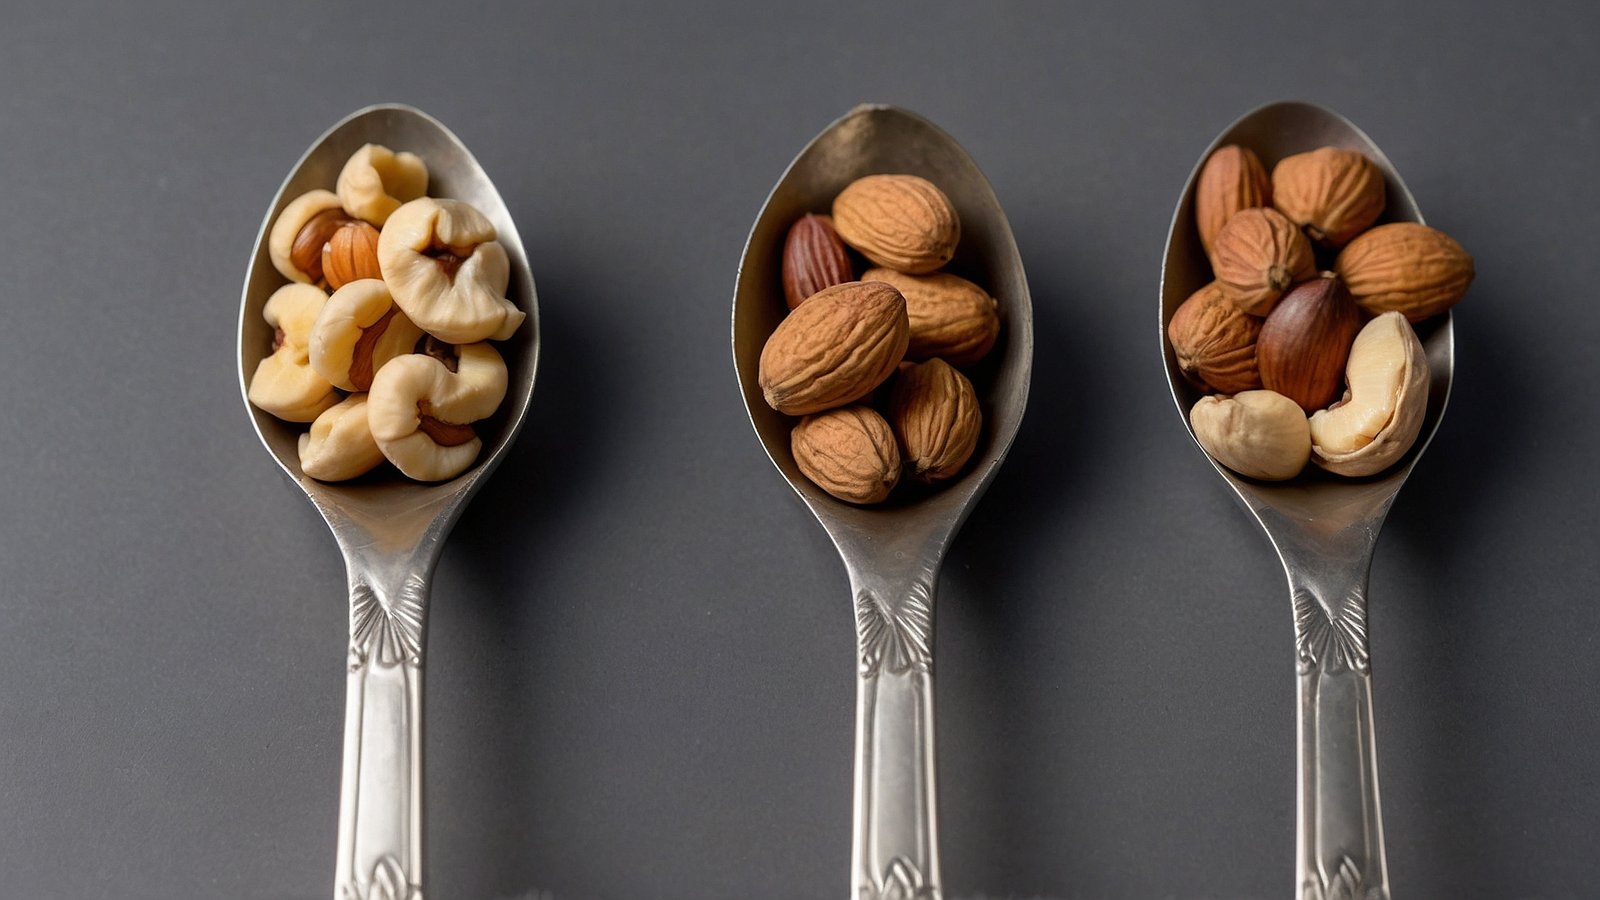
[
  {"left": 1160, "top": 101, "right": 1455, "bottom": 899},
  {"left": 237, "top": 104, "right": 539, "bottom": 900},
  {"left": 733, "top": 104, "right": 1034, "bottom": 899}
]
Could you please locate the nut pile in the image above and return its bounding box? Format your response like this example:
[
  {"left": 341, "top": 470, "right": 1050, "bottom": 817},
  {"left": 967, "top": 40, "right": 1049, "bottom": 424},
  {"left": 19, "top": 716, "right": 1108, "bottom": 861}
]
[
  {"left": 758, "top": 174, "right": 1000, "bottom": 504},
  {"left": 1170, "top": 144, "right": 1473, "bottom": 480},
  {"left": 247, "top": 144, "right": 525, "bottom": 483}
]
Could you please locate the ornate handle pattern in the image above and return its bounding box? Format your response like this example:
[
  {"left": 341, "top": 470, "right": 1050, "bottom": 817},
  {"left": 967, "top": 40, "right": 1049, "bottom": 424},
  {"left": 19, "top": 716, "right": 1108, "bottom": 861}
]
[
  {"left": 1293, "top": 585, "right": 1388, "bottom": 900},
  {"left": 336, "top": 573, "right": 429, "bottom": 900},
  {"left": 852, "top": 579, "right": 941, "bottom": 900}
]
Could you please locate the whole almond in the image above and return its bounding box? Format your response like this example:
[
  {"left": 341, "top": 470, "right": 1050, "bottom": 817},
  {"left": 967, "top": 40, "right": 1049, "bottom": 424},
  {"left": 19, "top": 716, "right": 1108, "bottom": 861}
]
[
  {"left": 791, "top": 405, "right": 901, "bottom": 504},
  {"left": 1257, "top": 272, "right": 1362, "bottom": 413},
  {"left": 1195, "top": 144, "right": 1271, "bottom": 259},
  {"left": 782, "top": 214, "right": 854, "bottom": 309},
  {"left": 1167, "top": 280, "right": 1262, "bottom": 394},
  {"left": 759, "top": 281, "right": 910, "bottom": 416},
  {"left": 861, "top": 267, "right": 999, "bottom": 366},
  {"left": 1212, "top": 207, "right": 1316, "bottom": 316},
  {"left": 1334, "top": 222, "right": 1474, "bottom": 322},
  {"left": 1272, "top": 147, "right": 1386, "bottom": 248},
  {"left": 322, "top": 220, "right": 383, "bottom": 291},
  {"left": 890, "top": 358, "right": 982, "bottom": 484},
  {"left": 832, "top": 174, "right": 960, "bottom": 274}
]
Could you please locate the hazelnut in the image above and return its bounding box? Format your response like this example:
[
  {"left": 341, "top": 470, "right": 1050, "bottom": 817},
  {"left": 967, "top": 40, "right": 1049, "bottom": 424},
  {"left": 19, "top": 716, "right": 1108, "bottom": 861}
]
[
  {"left": 1271, "top": 147, "right": 1386, "bottom": 249},
  {"left": 1167, "top": 281, "right": 1262, "bottom": 394},
  {"left": 1212, "top": 207, "right": 1315, "bottom": 316}
]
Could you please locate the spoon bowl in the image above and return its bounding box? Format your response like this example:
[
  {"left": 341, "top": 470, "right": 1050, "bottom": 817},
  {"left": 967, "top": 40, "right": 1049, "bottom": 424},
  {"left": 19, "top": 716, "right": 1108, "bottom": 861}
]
[
  {"left": 734, "top": 104, "right": 1032, "bottom": 899},
  {"left": 237, "top": 103, "right": 538, "bottom": 900},
  {"left": 1160, "top": 101, "right": 1455, "bottom": 899}
]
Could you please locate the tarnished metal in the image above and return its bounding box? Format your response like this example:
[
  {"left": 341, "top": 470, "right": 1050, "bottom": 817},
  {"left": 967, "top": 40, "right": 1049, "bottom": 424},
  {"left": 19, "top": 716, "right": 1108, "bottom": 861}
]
[
  {"left": 1160, "top": 101, "right": 1456, "bottom": 900},
  {"left": 237, "top": 104, "right": 539, "bottom": 900},
  {"left": 733, "top": 104, "right": 1034, "bottom": 900}
]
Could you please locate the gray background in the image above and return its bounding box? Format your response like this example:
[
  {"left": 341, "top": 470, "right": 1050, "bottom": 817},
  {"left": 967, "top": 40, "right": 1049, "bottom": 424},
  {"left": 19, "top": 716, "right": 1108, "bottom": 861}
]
[{"left": 1, "top": 2, "right": 1596, "bottom": 898}]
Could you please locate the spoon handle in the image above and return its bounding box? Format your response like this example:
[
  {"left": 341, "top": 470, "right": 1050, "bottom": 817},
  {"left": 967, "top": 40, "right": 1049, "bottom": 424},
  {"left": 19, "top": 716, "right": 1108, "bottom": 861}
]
[
  {"left": 1292, "top": 579, "right": 1389, "bottom": 900},
  {"left": 850, "top": 575, "right": 942, "bottom": 900},
  {"left": 335, "top": 568, "right": 429, "bottom": 900}
]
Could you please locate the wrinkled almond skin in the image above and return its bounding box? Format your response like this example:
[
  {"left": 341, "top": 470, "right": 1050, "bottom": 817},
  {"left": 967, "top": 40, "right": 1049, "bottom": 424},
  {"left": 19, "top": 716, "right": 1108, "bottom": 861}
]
[
  {"left": 1195, "top": 144, "right": 1271, "bottom": 258},
  {"left": 1272, "top": 147, "right": 1386, "bottom": 248},
  {"left": 832, "top": 174, "right": 960, "bottom": 274},
  {"left": 1334, "top": 222, "right": 1474, "bottom": 322},
  {"left": 890, "top": 358, "right": 982, "bottom": 484},
  {"left": 1212, "top": 207, "right": 1316, "bottom": 315},
  {"left": 791, "top": 405, "right": 901, "bottom": 504},
  {"left": 782, "top": 214, "right": 854, "bottom": 309},
  {"left": 323, "top": 220, "right": 383, "bottom": 291},
  {"left": 1257, "top": 273, "right": 1362, "bottom": 413},
  {"left": 861, "top": 267, "right": 999, "bottom": 366},
  {"left": 1167, "top": 281, "right": 1262, "bottom": 394},
  {"left": 759, "top": 281, "right": 910, "bottom": 415}
]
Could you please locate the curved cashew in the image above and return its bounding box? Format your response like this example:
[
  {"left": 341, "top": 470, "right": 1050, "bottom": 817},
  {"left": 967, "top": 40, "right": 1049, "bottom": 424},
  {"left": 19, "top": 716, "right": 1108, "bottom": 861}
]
[
  {"left": 247, "top": 283, "right": 339, "bottom": 422},
  {"left": 336, "top": 144, "right": 429, "bottom": 227},
  {"left": 376, "top": 198, "right": 524, "bottom": 344},
  {"left": 267, "top": 189, "right": 345, "bottom": 284},
  {"left": 1309, "top": 311, "right": 1429, "bottom": 476},
  {"left": 298, "top": 394, "right": 385, "bottom": 482},
  {"left": 367, "top": 342, "right": 508, "bottom": 482},
  {"left": 310, "top": 279, "right": 425, "bottom": 392},
  {"left": 1190, "top": 389, "right": 1310, "bottom": 481}
]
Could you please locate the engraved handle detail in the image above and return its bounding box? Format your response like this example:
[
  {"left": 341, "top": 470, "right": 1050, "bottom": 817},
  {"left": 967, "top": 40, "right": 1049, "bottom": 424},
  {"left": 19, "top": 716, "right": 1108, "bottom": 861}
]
[
  {"left": 336, "top": 573, "right": 429, "bottom": 900},
  {"left": 1294, "top": 585, "right": 1388, "bottom": 900},
  {"left": 852, "top": 580, "right": 941, "bottom": 900}
]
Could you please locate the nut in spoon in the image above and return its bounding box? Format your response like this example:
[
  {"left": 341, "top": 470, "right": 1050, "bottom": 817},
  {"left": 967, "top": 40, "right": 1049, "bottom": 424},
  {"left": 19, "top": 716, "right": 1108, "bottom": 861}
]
[
  {"left": 237, "top": 103, "right": 538, "bottom": 900},
  {"left": 733, "top": 104, "right": 1033, "bottom": 899},
  {"left": 1160, "top": 101, "right": 1454, "bottom": 899}
]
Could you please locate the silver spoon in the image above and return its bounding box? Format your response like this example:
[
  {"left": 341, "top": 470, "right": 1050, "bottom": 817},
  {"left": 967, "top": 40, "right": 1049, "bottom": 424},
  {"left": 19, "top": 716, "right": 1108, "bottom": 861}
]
[
  {"left": 1160, "top": 101, "right": 1454, "bottom": 899},
  {"left": 733, "top": 104, "right": 1033, "bottom": 900},
  {"left": 237, "top": 103, "right": 539, "bottom": 900}
]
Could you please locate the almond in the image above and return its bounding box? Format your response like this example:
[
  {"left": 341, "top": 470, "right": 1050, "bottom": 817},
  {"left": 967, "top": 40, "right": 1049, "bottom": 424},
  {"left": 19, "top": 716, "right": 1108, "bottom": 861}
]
[
  {"left": 781, "top": 214, "right": 854, "bottom": 309},
  {"left": 889, "top": 358, "right": 982, "bottom": 484},
  {"left": 861, "top": 267, "right": 999, "bottom": 366},
  {"left": 1195, "top": 144, "right": 1271, "bottom": 259},
  {"left": 1334, "top": 222, "right": 1474, "bottom": 322},
  {"left": 759, "top": 281, "right": 910, "bottom": 416},
  {"left": 832, "top": 174, "right": 959, "bottom": 274},
  {"left": 791, "top": 405, "right": 901, "bottom": 504}
]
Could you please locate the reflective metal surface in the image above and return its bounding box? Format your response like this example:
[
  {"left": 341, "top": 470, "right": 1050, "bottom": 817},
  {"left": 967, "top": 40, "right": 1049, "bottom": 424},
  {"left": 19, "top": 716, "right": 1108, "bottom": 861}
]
[
  {"left": 236, "top": 104, "right": 539, "bottom": 900},
  {"left": 733, "top": 104, "right": 1034, "bottom": 900},
  {"left": 1160, "top": 101, "right": 1455, "bottom": 900}
]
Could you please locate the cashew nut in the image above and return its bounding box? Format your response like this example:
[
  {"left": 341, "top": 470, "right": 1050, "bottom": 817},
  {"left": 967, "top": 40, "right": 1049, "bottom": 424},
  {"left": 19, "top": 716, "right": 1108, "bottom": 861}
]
[
  {"left": 376, "top": 198, "right": 524, "bottom": 344},
  {"left": 367, "top": 342, "right": 508, "bottom": 482},
  {"left": 1309, "top": 311, "right": 1429, "bottom": 476},
  {"left": 1190, "top": 389, "right": 1310, "bottom": 481},
  {"left": 298, "top": 394, "right": 385, "bottom": 482},
  {"left": 336, "top": 144, "right": 428, "bottom": 227},
  {"left": 248, "top": 283, "right": 340, "bottom": 422},
  {"left": 310, "top": 279, "right": 425, "bottom": 392}
]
